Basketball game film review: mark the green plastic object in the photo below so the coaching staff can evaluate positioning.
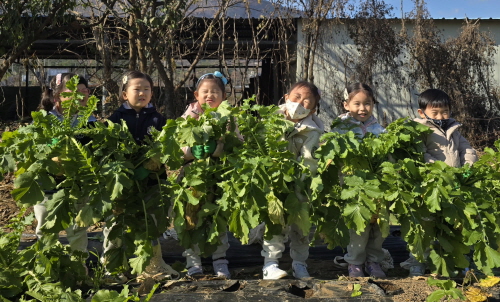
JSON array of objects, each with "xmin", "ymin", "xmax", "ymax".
[
  {"xmin": 48, "ymin": 138, "xmax": 60, "ymax": 147},
  {"xmin": 204, "ymin": 140, "xmax": 217, "ymax": 154},
  {"xmin": 192, "ymin": 145, "xmax": 205, "ymax": 159},
  {"xmin": 133, "ymin": 166, "xmax": 150, "ymax": 180}
]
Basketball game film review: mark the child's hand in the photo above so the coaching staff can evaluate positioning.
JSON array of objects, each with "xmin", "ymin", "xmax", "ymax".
[
  {"xmin": 192, "ymin": 140, "xmax": 218, "ymax": 159},
  {"xmin": 143, "ymin": 158, "xmax": 161, "ymax": 171},
  {"xmin": 212, "ymin": 141, "xmax": 224, "ymax": 158}
]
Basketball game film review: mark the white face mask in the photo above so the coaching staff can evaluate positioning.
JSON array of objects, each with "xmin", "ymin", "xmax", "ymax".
[{"xmin": 285, "ymin": 100, "xmax": 310, "ymax": 120}]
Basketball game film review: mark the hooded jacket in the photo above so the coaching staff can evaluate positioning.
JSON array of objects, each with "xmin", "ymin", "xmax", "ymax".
[
  {"xmin": 278, "ymin": 104, "xmax": 325, "ymax": 175},
  {"xmin": 108, "ymin": 102, "xmax": 166, "ymax": 144},
  {"xmin": 414, "ymin": 118, "xmax": 477, "ymax": 167},
  {"xmin": 332, "ymin": 113, "xmax": 386, "ymax": 138},
  {"xmin": 182, "ymin": 101, "xmax": 204, "ymax": 119}
]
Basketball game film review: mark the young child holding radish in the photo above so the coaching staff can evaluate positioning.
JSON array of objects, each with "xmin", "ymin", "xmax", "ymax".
[
  {"xmin": 104, "ymin": 70, "xmax": 177, "ymax": 283},
  {"xmin": 333, "ymin": 82, "xmax": 387, "ymax": 278},
  {"xmin": 179, "ymin": 71, "xmax": 234, "ymax": 279},
  {"xmin": 259, "ymin": 81, "xmax": 325, "ymax": 280},
  {"xmin": 400, "ymin": 88, "xmax": 478, "ymax": 277},
  {"xmin": 34, "ymin": 73, "xmax": 94, "ymax": 253}
]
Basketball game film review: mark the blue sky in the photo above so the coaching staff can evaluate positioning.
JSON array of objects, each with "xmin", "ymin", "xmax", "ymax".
[{"xmin": 383, "ymin": 0, "xmax": 500, "ymax": 19}]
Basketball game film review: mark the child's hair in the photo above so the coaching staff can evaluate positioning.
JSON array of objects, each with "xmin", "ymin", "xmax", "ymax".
[
  {"xmin": 119, "ymin": 70, "xmax": 154, "ymax": 102},
  {"xmin": 344, "ymin": 83, "xmax": 377, "ymax": 104},
  {"xmin": 418, "ymin": 89, "xmax": 452, "ymax": 110},
  {"xmin": 40, "ymin": 73, "xmax": 88, "ymax": 111},
  {"xmin": 195, "ymin": 71, "xmax": 227, "ymax": 92},
  {"xmin": 288, "ymin": 81, "xmax": 321, "ymax": 113}
]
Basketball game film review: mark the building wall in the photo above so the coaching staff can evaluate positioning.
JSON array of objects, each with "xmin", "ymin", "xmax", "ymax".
[{"xmin": 296, "ymin": 18, "xmax": 500, "ymax": 129}]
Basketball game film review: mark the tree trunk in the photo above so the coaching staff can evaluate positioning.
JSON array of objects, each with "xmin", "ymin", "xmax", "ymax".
[
  {"xmin": 93, "ymin": 26, "xmax": 118, "ymax": 112},
  {"xmin": 128, "ymin": 15, "xmax": 137, "ymax": 71}
]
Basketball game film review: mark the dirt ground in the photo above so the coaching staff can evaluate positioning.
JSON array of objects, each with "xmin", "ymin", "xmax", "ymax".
[
  {"xmin": 0, "ymin": 121, "xmax": 35, "ymax": 231},
  {"xmin": 0, "ymin": 173, "xmax": 32, "ymax": 231},
  {"xmin": 183, "ymin": 257, "xmax": 471, "ymax": 302}
]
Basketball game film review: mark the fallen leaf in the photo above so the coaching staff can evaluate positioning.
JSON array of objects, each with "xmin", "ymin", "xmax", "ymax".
[
  {"xmin": 479, "ymin": 276, "xmax": 500, "ymax": 288},
  {"xmin": 465, "ymin": 286, "xmax": 489, "ymax": 302}
]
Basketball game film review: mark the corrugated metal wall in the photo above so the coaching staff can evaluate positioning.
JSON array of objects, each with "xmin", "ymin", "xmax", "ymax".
[{"xmin": 296, "ymin": 19, "xmax": 500, "ymax": 130}]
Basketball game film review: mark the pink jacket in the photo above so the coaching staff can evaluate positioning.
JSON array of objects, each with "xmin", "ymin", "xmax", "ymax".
[{"xmin": 181, "ymin": 102, "xmax": 243, "ymax": 161}]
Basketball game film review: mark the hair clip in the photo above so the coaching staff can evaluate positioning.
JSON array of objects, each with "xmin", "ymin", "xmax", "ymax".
[
  {"xmin": 196, "ymin": 71, "xmax": 228, "ymax": 88},
  {"xmin": 317, "ymin": 88, "xmax": 322, "ymax": 96},
  {"xmin": 55, "ymin": 73, "xmax": 62, "ymax": 86},
  {"xmin": 213, "ymin": 71, "xmax": 228, "ymax": 85},
  {"xmin": 343, "ymin": 88, "xmax": 349, "ymax": 101},
  {"xmin": 122, "ymin": 75, "xmax": 128, "ymax": 85}
]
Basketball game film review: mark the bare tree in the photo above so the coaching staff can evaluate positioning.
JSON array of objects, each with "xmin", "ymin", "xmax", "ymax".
[
  {"xmin": 404, "ymin": 0, "xmax": 500, "ymax": 147},
  {"xmin": 0, "ymin": 0, "xmax": 105, "ymax": 81},
  {"xmin": 346, "ymin": 0, "xmax": 402, "ymax": 86},
  {"xmin": 276, "ymin": 0, "xmax": 348, "ymax": 83}
]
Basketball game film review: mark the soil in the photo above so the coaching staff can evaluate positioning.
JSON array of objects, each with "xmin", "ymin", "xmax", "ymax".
[
  {"xmin": 0, "ymin": 121, "xmax": 35, "ymax": 232},
  {"xmin": 178, "ymin": 259, "xmax": 467, "ymax": 302},
  {"xmin": 0, "ymin": 173, "xmax": 34, "ymax": 232}
]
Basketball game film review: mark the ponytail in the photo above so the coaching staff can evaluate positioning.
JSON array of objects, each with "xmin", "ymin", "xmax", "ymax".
[{"xmin": 40, "ymin": 87, "xmax": 54, "ymax": 111}]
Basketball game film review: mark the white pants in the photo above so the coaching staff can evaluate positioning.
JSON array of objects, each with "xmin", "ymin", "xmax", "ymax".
[
  {"xmin": 183, "ymin": 232, "xmax": 230, "ymax": 268},
  {"xmin": 261, "ymin": 224, "xmax": 309, "ymax": 265},
  {"xmin": 344, "ymin": 223, "xmax": 385, "ymax": 265},
  {"xmin": 34, "ymin": 194, "xmax": 88, "ymax": 252},
  {"xmin": 102, "ymin": 222, "xmax": 122, "ymax": 255}
]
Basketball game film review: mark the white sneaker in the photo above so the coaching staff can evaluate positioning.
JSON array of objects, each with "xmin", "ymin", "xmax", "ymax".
[
  {"xmin": 292, "ymin": 262, "xmax": 310, "ymax": 279},
  {"xmin": 409, "ymin": 264, "xmax": 425, "ymax": 277},
  {"xmin": 213, "ymin": 259, "xmax": 231, "ymax": 279},
  {"xmin": 187, "ymin": 265, "xmax": 203, "ymax": 276},
  {"xmin": 263, "ymin": 262, "xmax": 288, "ymax": 280}
]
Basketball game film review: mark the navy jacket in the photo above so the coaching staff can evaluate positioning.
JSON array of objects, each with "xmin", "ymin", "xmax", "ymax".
[{"xmin": 108, "ymin": 103, "xmax": 166, "ymax": 144}]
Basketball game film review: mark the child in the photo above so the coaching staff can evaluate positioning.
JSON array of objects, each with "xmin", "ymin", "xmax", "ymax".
[
  {"xmin": 334, "ymin": 83, "xmax": 387, "ymax": 278},
  {"xmin": 180, "ymin": 71, "xmax": 232, "ymax": 278},
  {"xmin": 415, "ymin": 89, "xmax": 477, "ymax": 167},
  {"xmin": 401, "ymin": 88, "xmax": 478, "ymax": 276},
  {"xmin": 261, "ymin": 81, "xmax": 324, "ymax": 280},
  {"xmin": 108, "ymin": 71, "xmax": 166, "ymax": 144},
  {"xmin": 34, "ymin": 73, "xmax": 94, "ymax": 253},
  {"xmin": 334, "ymin": 83, "xmax": 385, "ymax": 137},
  {"xmin": 105, "ymin": 70, "xmax": 176, "ymax": 282}
]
